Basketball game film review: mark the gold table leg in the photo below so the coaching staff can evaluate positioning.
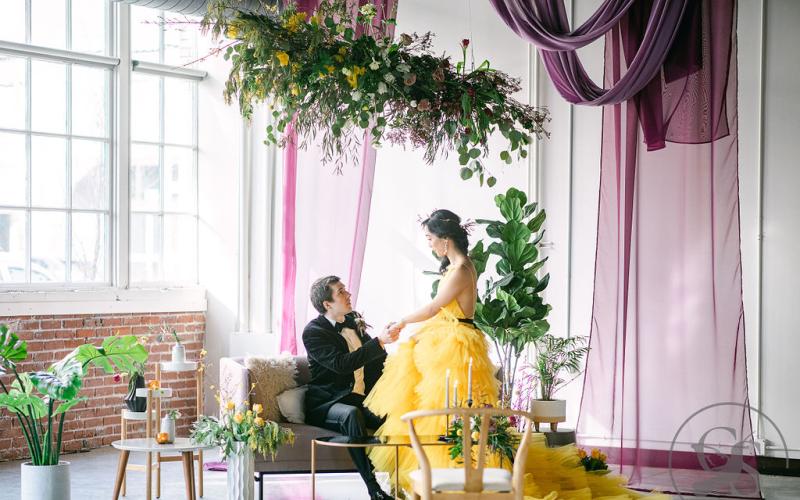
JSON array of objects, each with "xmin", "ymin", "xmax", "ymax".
[
  {"xmin": 394, "ymin": 445, "xmax": 400, "ymax": 499},
  {"xmin": 311, "ymin": 439, "xmax": 316, "ymax": 499}
]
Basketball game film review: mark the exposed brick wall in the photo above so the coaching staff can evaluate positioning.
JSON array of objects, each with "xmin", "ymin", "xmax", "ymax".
[{"xmin": 0, "ymin": 312, "xmax": 205, "ymax": 462}]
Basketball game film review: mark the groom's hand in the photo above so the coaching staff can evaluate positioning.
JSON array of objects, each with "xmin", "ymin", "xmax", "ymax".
[{"xmin": 378, "ymin": 323, "xmax": 400, "ymax": 345}]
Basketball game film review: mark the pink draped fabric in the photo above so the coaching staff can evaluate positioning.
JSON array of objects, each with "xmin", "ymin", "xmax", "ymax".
[
  {"xmin": 576, "ymin": 3, "xmax": 759, "ymax": 497},
  {"xmin": 280, "ymin": 0, "xmax": 397, "ymax": 354}
]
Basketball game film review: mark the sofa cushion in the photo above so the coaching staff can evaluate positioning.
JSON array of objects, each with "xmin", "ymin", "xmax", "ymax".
[
  {"xmin": 277, "ymin": 385, "xmax": 307, "ymax": 424},
  {"xmin": 245, "ymin": 355, "xmax": 298, "ymax": 422}
]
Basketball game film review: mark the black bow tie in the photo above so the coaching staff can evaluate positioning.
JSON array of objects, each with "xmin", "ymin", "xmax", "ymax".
[{"xmin": 334, "ymin": 321, "xmax": 347, "ymax": 333}]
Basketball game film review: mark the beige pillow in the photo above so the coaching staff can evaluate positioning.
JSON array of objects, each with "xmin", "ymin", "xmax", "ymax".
[
  {"xmin": 245, "ymin": 355, "xmax": 297, "ymax": 422},
  {"xmin": 277, "ymin": 385, "xmax": 308, "ymax": 424}
]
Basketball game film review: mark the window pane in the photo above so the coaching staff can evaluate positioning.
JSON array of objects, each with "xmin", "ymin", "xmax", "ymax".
[
  {"xmin": 130, "ymin": 213, "xmax": 162, "ymax": 282},
  {"xmin": 131, "ymin": 144, "xmax": 161, "ymax": 211},
  {"xmin": 164, "ymin": 78, "xmax": 194, "ymax": 145},
  {"xmin": 164, "ymin": 19, "xmax": 199, "ymax": 67},
  {"xmin": 163, "ymin": 146, "xmax": 195, "ymax": 212},
  {"xmin": 164, "ymin": 214, "xmax": 197, "ymax": 283},
  {"xmin": 131, "ymin": 6, "xmax": 161, "ymax": 63},
  {"xmin": 72, "ymin": 66, "xmax": 108, "ymax": 138},
  {"xmin": 31, "ymin": 211, "xmax": 66, "ymax": 282},
  {"xmin": 31, "ymin": 61, "xmax": 67, "ymax": 134},
  {"xmin": 131, "ymin": 73, "xmax": 160, "ymax": 142},
  {"xmin": 72, "ymin": 212, "xmax": 106, "ymax": 282},
  {"xmin": 72, "ymin": 139, "xmax": 108, "ymax": 210},
  {"xmin": 32, "ymin": 136, "xmax": 68, "ymax": 208},
  {"xmin": 0, "ymin": 55, "xmax": 26, "ymax": 130},
  {"xmin": 0, "ymin": 210, "xmax": 26, "ymax": 283},
  {"xmin": 0, "ymin": 0, "xmax": 25, "ymax": 43},
  {"xmin": 31, "ymin": 0, "xmax": 67, "ymax": 50},
  {"xmin": 0, "ymin": 133, "xmax": 27, "ymax": 207},
  {"xmin": 71, "ymin": 0, "xmax": 107, "ymax": 55}
]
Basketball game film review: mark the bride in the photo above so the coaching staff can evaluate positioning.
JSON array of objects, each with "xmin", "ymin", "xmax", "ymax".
[{"xmin": 364, "ymin": 209, "xmax": 668, "ymax": 500}]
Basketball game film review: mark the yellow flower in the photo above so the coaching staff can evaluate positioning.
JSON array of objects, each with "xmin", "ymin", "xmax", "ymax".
[
  {"xmin": 338, "ymin": 46, "xmax": 347, "ymax": 56},
  {"xmin": 254, "ymin": 417, "xmax": 265, "ymax": 427},
  {"xmin": 325, "ymin": 65, "xmax": 335, "ymax": 74},
  {"xmin": 246, "ymin": 410, "xmax": 253, "ymax": 418},
  {"xmin": 200, "ymin": 349, "xmax": 207, "ymax": 357},
  {"xmin": 290, "ymin": 84, "xmax": 300, "ymax": 96},
  {"xmin": 591, "ymin": 449, "xmax": 601, "ymax": 459},
  {"xmin": 346, "ymin": 66, "xmax": 366, "ymax": 89},
  {"xmin": 226, "ymin": 26, "xmax": 239, "ymax": 39},
  {"xmin": 253, "ymin": 403, "xmax": 263, "ymax": 415},
  {"xmin": 250, "ymin": 442, "xmax": 257, "ymax": 450},
  {"xmin": 225, "ymin": 401, "xmax": 236, "ymax": 412},
  {"xmin": 577, "ymin": 448, "xmax": 587, "ymax": 459},
  {"xmin": 333, "ymin": 55, "xmax": 344, "ymax": 63},
  {"xmin": 456, "ymin": 429, "xmax": 463, "ymax": 436},
  {"xmin": 310, "ymin": 13, "xmax": 321, "ymax": 26},
  {"xmin": 599, "ymin": 452, "xmax": 607, "ymax": 462},
  {"xmin": 471, "ymin": 431, "xmax": 481, "ymax": 441},
  {"xmin": 233, "ymin": 412, "xmax": 244, "ymax": 424},
  {"xmin": 275, "ymin": 51, "xmax": 290, "ymax": 66},
  {"xmin": 284, "ymin": 12, "xmax": 306, "ymax": 33}
]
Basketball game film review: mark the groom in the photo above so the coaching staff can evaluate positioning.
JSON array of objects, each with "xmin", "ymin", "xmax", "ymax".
[{"xmin": 302, "ymin": 275, "xmax": 398, "ymax": 500}]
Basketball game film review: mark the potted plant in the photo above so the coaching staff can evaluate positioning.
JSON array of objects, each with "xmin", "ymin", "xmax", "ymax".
[
  {"xmin": 529, "ymin": 334, "xmax": 588, "ymax": 431},
  {"xmin": 0, "ymin": 323, "xmax": 147, "ymax": 500},
  {"xmin": 191, "ymin": 401, "xmax": 294, "ymax": 500},
  {"xmin": 122, "ymin": 361, "xmax": 146, "ymax": 412},
  {"xmin": 471, "ymin": 187, "xmax": 551, "ymax": 406},
  {"xmin": 161, "ymin": 409, "xmax": 181, "ymax": 444},
  {"xmin": 153, "ymin": 323, "xmax": 185, "ymax": 364}
]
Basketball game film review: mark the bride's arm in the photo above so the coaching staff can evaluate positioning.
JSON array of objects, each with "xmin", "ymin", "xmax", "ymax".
[{"xmin": 394, "ymin": 266, "xmax": 471, "ymax": 329}]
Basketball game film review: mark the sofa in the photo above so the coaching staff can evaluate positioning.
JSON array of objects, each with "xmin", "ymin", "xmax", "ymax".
[{"xmin": 219, "ymin": 356, "xmax": 356, "ymax": 499}]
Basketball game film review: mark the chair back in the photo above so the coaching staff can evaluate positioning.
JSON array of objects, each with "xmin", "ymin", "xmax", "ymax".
[{"xmin": 400, "ymin": 407, "xmax": 533, "ymax": 495}]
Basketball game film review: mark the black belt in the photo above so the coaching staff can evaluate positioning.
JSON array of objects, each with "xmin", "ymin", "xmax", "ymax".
[{"xmin": 458, "ymin": 318, "xmax": 475, "ymax": 325}]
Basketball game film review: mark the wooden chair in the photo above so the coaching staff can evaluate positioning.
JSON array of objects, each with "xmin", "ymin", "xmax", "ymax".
[{"xmin": 401, "ymin": 408, "xmax": 533, "ymax": 500}]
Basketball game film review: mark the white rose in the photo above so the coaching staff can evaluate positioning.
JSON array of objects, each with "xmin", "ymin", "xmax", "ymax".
[
  {"xmin": 410, "ymin": 100, "xmax": 417, "ymax": 108},
  {"xmin": 342, "ymin": 67, "xmax": 352, "ymax": 76},
  {"xmin": 369, "ymin": 60, "xmax": 380, "ymax": 70},
  {"xmin": 377, "ymin": 82, "xmax": 388, "ymax": 94},
  {"xmin": 383, "ymin": 73, "xmax": 395, "ymax": 83},
  {"xmin": 351, "ymin": 90, "xmax": 362, "ymax": 101},
  {"xmin": 396, "ymin": 63, "xmax": 411, "ymax": 73}
]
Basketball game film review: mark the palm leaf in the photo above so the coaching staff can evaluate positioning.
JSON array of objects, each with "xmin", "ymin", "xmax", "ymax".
[{"xmin": 30, "ymin": 358, "xmax": 83, "ymax": 401}]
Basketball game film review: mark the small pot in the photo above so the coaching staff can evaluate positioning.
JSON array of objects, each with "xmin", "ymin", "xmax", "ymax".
[
  {"xmin": 531, "ymin": 399, "xmax": 567, "ymax": 432},
  {"xmin": 161, "ymin": 417, "xmax": 176, "ymax": 443},
  {"xmin": 171, "ymin": 344, "xmax": 186, "ymax": 364},
  {"xmin": 125, "ymin": 373, "xmax": 146, "ymax": 412},
  {"xmin": 21, "ymin": 461, "xmax": 71, "ymax": 500}
]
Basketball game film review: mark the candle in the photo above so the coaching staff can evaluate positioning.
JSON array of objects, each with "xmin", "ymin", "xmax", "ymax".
[
  {"xmin": 445, "ymin": 369, "xmax": 450, "ymax": 409},
  {"xmin": 467, "ymin": 357, "xmax": 473, "ymax": 402},
  {"xmin": 453, "ymin": 380, "xmax": 459, "ymax": 407}
]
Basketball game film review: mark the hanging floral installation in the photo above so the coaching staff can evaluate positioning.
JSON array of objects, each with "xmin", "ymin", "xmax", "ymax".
[{"xmin": 203, "ymin": 0, "xmax": 549, "ymax": 185}]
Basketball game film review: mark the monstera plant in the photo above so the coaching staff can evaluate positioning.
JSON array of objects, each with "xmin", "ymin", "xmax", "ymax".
[
  {"xmin": 0, "ymin": 322, "xmax": 147, "ymax": 499},
  {"xmin": 473, "ymin": 188, "xmax": 551, "ymax": 406}
]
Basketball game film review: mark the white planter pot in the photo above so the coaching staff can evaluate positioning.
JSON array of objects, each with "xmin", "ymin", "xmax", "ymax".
[
  {"xmin": 171, "ymin": 344, "xmax": 186, "ymax": 363},
  {"xmin": 531, "ymin": 399, "xmax": 567, "ymax": 421},
  {"xmin": 21, "ymin": 461, "xmax": 71, "ymax": 500},
  {"xmin": 161, "ymin": 417, "xmax": 176, "ymax": 443},
  {"xmin": 227, "ymin": 442, "xmax": 255, "ymax": 500}
]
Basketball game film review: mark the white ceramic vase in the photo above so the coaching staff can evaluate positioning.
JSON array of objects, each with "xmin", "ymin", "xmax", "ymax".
[
  {"xmin": 21, "ymin": 461, "xmax": 71, "ymax": 500},
  {"xmin": 171, "ymin": 344, "xmax": 186, "ymax": 363},
  {"xmin": 227, "ymin": 442, "xmax": 255, "ymax": 500},
  {"xmin": 531, "ymin": 399, "xmax": 567, "ymax": 420},
  {"xmin": 161, "ymin": 417, "xmax": 176, "ymax": 443}
]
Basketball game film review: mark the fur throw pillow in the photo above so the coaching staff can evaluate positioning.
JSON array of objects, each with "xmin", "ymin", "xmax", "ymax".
[{"xmin": 245, "ymin": 355, "xmax": 298, "ymax": 422}]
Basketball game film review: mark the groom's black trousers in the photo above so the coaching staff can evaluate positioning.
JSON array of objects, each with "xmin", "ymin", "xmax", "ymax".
[{"xmin": 321, "ymin": 392, "xmax": 385, "ymax": 489}]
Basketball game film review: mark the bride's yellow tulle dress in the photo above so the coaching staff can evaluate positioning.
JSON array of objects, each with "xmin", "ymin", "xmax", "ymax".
[{"xmin": 364, "ymin": 273, "xmax": 668, "ymax": 499}]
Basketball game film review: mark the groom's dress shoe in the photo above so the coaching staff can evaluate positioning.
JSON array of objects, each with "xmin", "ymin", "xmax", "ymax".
[{"xmin": 368, "ymin": 488, "xmax": 394, "ymax": 500}]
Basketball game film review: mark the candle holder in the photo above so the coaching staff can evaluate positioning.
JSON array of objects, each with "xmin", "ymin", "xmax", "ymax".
[{"xmin": 466, "ymin": 398, "xmax": 473, "ymax": 408}]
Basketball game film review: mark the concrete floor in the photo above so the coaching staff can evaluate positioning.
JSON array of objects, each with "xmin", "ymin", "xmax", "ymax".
[{"xmin": 0, "ymin": 446, "xmax": 798, "ymax": 499}]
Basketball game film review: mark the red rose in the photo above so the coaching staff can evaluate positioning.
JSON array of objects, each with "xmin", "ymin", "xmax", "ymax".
[{"xmin": 461, "ymin": 39, "xmax": 470, "ymax": 49}]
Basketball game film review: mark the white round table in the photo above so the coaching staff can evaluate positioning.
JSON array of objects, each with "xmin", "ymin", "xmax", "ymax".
[{"xmin": 111, "ymin": 438, "xmax": 214, "ymax": 500}]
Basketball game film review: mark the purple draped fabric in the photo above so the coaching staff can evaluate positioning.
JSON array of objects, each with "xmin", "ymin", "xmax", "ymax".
[{"xmin": 490, "ymin": 0, "xmax": 757, "ymax": 496}]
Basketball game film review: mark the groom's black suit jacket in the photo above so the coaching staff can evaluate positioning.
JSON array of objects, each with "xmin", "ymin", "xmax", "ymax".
[{"xmin": 302, "ymin": 312, "xmax": 387, "ymax": 427}]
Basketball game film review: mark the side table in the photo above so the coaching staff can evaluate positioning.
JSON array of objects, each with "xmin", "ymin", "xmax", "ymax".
[{"xmin": 112, "ymin": 438, "xmax": 213, "ymax": 500}]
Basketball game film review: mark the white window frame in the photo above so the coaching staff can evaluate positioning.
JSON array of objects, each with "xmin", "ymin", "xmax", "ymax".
[{"xmin": 0, "ymin": 2, "xmax": 207, "ymax": 314}]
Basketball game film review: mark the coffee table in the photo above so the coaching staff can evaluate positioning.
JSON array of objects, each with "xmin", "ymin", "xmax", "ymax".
[
  {"xmin": 311, "ymin": 435, "xmax": 448, "ymax": 499},
  {"xmin": 112, "ymin": 438, "xmax": 214, "ymax": 500}
]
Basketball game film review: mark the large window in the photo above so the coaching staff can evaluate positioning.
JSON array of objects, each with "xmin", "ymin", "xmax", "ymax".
[
  {"xmin": 0, "ymin": 2, "xmax": 203, "ymax": 288},
  {"xmin": 130, "ymin": 7, "xmax": 199, "ymax": 284}
]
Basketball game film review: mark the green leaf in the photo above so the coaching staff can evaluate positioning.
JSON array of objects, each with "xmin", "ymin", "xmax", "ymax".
[
  {"xmin": 30, "ymin": 358, "xmax": 83, "ymax": 401},
  {"xmin": 461, "ymin": 93, "xmax": 472, "ymax": 115},
  {"xmin": 527, "ymin": 208, "xmax": 546, "ymax": 233},
  {"xmin": 469, "ymin": 148, "xmax": 481, "ymax": 159},
  {"xmin": 460, "ymin": 167, "xmax": 473, "ymax": 180},
  {"xmin": 0, "ymin": 392, "xmax": 47, "ymax": 418},
  {"xmin": 0, "ymin": 324, "xmax": 28, "ymax": 374},
  {"xmin": 54, "ymin": 397, "xmax": 88, "ymax": 416},
  {"xmin": 487, "ymin": 176, "xmax": 497, "ymax": 187}
]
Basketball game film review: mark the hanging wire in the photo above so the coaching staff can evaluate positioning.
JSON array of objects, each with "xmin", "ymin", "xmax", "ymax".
[{"xmin": 468, "ymin": 0, "xmax": 475, "ymax": 70}]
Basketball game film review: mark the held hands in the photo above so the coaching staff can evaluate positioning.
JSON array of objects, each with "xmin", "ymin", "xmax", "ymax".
[{"xmin": 378, "ymin": 322, "xmax": 401, "ymax": 345}]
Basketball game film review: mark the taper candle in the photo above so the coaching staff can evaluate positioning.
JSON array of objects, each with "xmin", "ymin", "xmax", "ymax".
[
  {"xmin": 453, "ymin": 380, "xmax": 459, "ymax": 407},
  {"xmin": 445, "ymin": 369, "xmax": 450, "ymax": 409}
]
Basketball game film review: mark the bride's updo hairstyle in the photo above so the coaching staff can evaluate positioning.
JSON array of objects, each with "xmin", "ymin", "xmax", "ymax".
[{"xmin": 422, "ymin": 209, "xmax": 470, "ymax": 273}]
